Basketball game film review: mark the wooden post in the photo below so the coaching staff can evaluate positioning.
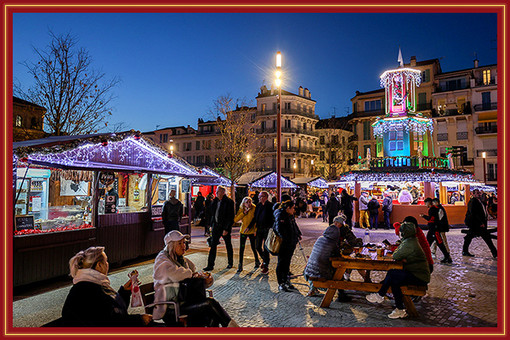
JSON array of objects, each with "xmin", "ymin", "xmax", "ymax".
[
  {"xmin": 354, "ymin": 182, "xmax": 361, "ymax": 226},
  {"xmin": 423, "ymin": 181, "xmax": 434, "ymax": 199},
  {"xmin": 92, "ymin": 171, "xmax": 100, "ymax": 229}
]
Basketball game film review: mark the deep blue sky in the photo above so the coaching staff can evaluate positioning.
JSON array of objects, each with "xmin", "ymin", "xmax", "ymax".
[{"xmin": 13, "ymin": 13, "xmax": 497, "ymax": 132}]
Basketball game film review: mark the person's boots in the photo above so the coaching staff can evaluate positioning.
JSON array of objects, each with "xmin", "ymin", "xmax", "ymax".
[
  {"xmin": 237, "ymin": 262, "xmax": 243, "ymax": 273},
  {"xmin": 440, "ymin": 253, "xmax": 453, "ymax": 264}
]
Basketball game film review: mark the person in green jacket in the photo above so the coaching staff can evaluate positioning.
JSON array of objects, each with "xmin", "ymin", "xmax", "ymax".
[{"xmin": 366, "ymin": 222, "xmax": 430, "ymax": 319}]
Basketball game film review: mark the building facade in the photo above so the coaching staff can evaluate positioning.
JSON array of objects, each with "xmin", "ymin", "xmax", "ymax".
[{"xmin": 13, "ymin": 96, "xmax": 47, "ymax": 142}]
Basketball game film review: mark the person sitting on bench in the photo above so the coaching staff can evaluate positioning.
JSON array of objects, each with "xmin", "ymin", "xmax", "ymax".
[
  {"xmin": 366, "ymin": 222, "xmax": 430, "ymax": 319},
  {"xmin": 153, "ymin": 231, "xmax": 238, "ymax": 327},
  {"xmin": 62, "ymin": 246, "xmax": 153, "ymax": 327}
]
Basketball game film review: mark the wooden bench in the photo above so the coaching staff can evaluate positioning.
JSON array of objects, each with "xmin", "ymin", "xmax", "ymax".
[{"xmin": 311, "ymin": 279, "xmax": 427, "ymax": 317}]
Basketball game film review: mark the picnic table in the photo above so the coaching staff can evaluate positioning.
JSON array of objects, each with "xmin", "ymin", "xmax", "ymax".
[{"xmin": 311, "ymin": 254, "xmax": 427, "ymax": 317}]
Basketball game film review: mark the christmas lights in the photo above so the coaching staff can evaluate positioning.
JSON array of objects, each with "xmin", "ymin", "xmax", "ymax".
[
  {"xmin": 372, "ymin": 116, "xmax": 434, "ymax": 138},
  {"xmin": 337, "ymin": 169, "xmax": 477, "ymax": 184},
  {"xmin": 308, "ymin": 177, "xmax": 329, "ymax": 189},
  {"xmin": 249, "ymin": 172, "xmax": 298, "ymax": 189},
  {"xmin": 380, "ymin": 68, "xmax": 422, "ymax": 89},
  {"xmin": 193, "ymin": 167, "xmax": 234, "ymax": 186}
]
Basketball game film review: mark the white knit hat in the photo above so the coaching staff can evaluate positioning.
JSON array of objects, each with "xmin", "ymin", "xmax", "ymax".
[{"xmin": 164, "ymin": 230, "xmax": 190, "ymax": 245}]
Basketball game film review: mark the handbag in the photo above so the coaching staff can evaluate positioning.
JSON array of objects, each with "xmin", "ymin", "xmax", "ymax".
[
  {"xmin": 265, "ymin": 228, "xmax": 282, "ymax": 255},
  {"xmin": 161, "ymin": 277, "xmax": 207, "ymax": 305}
]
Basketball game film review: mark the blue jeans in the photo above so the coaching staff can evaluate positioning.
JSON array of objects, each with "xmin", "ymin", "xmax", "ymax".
[
  {"xmin": 383, "ymin": 210, "xmax": 391, "ymax": 229},
  {"xmin": 378, "ymin": 269, "xmax": 427, "ymax": 309},
  {"xmin": 369, "ymin": 214, "xmax": 378, "ymax": 229}
]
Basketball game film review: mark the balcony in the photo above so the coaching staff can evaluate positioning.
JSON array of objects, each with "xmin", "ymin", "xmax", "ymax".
[
  {"xmin": 437, "ymin": 133, "xmax": 449, "ymax": 141},
  {"xmin": 352, "ymin": 109, "xmax": 385, "ymax": 118},
  {"xmin": 474, "ymin": 102, "xmax": 497, "ymax": 112},
  {"xmin": 256, "ymin": 127, "xmax": 318, "ymax": 137},
  {"xmin": 477, "ymin": 149, "xmax": 497, "ymax": 157},
  {"xmin": 435, "ymin": 84, "xmax": 470, "ymax": 93},
  {"xmin": 456, "ymin": 132, "xmax": 468, "ymax": 140},
  {"xmin": 196, "ymin": 130, "xmax": 220, "ymax": 136},
  {"xmin": 370, "ymin": 156, "xmax": 449, "ymax": 170},
  {"xmin": 431, "ymin": 103, "xmax": 472, "ymax": 117},
  {"xmin": 258, "ymin": 109, "xmax": 319, "ymax": 120},
  {"xmin": 260, "ymin": 146, "xmax": 319, "ymax": 155},
  {"xmin": 475, "ymin": 126, "xmax": 497, "ymax": 134},
  {"xmin": 475, "ymin": 78, "xmax": 496, "ymax": 87}
]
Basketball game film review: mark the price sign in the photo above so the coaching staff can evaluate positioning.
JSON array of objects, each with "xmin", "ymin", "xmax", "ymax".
[
  {"xmin": 99, "ymin": 172, "xmax": 116, "ymax": 186},
  {"xmin": 151, "ymin": 205, "xmax": 163, "ymax": 217},
  {"xmin": 15, "ymin": 215, "xmax": 34, "ymax": 230}
]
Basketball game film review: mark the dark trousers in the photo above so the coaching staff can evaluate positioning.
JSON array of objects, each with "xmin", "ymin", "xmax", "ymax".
[
  {"xmin": 321, "ymin": 205, "xmax": 327, "ymax": 222},
  {"xmin": 328, "ymin": 214, "xmax": 337, "ymax": 225},
  {"xmin": 369, "ymin": 213, "xmax": 378, "ymax": 229},
  {"xmin": 378, "ymin": 269, "xmax": 427, "ymax": 310},
  {"xmin": 276, "ymin": 243, "xmax": 297, "ymax": 285},
  {"xmin": 426, "ymin": 227, "xmax": 449, "ymax": 257},
  {"xmin": 344, "ymin": 210, "xmax": 353, "ymax": 228},
  {"xmin": 163, "ymin": 298, "xmax": 231, "ymax": 327},
  {"xmin": 164, "ymin": 220, "xmax": 180, "ymax": 234},
  {"xmin": 255, "ymin": 228, "xmax": 270, "ymax": 266},
  {"xmin": 207, "ymin": 225, "xmax": 233, "ymax": 268},
  {"xmin": 383, "ymin": 210, "xmax": 391, "ymax": 229},
  {"xmin": 239, "ymin": 233, "xmax": 259, "ymax": 266},
  {"xmin": 463, "ymin": 226, "xmax": 497, "ymax": 257}
]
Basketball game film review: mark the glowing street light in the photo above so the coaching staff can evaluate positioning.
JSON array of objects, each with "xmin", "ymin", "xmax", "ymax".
[
  {"xmin": 246, "ymin": 154, "xmax": 251, "ymax": 162},
  {"xmin": 275, "ymin": 51, "xmax": 283, "ymax": 200},
  {"xmin": 482, "ymin": 151, "xmax": 487, "ymax": 183}
]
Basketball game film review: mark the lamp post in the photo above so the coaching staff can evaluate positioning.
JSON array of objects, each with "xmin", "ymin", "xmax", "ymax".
[
  {"xmin": 293, "ymin": 157, "xmax": 296, "ymax": 179},
  {"xmin": 482, "ymin": 151, "xmax": 487, "ymax": 183},
  {"xmin": 169, "ymin": 143, "xmax": 174, "ymax": 157},
  {"xmin": 275, "ymin": 51, "xmax": 282, "ymax": 201},
  {"xmin": 311, "ymin": 159, "xmax": 314, "ymax": 176}
]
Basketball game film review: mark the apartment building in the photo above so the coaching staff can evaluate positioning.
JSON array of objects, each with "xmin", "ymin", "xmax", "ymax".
[{"xmin": 13, "ymin": 96, "xmax": 47, "ymax": 142}]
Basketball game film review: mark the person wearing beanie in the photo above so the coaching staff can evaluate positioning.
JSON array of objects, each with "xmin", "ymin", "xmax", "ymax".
[
  {"xmin": 366, "ymin": 222, "xmax": 430, "ymax": 319},
  {"xmin": 153, "ymin": 230, "xmax": 238, "ymax": 327}
]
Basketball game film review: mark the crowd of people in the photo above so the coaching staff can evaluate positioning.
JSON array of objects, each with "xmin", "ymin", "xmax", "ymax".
[{"xmin": 60, "ymin": 185, "xmax": 496, "ymax": 326}]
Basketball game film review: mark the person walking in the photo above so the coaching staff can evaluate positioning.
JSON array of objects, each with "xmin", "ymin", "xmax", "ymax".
[
  {"xmin": 162, "ymin": 189, "xmax": 183, "ymax": 234},
  {"xmin": 432, "ymin": 198, "xmax": 451, "ymax": 260},
  {"xmin": 340, "ymin": 190, "xmax": 357, "ymax": 228},
  {"xmin": 274, "ymin": 200, "xmax": 302, "ymax": 292},
  {"xmin": 462, "ymin": 189, "xmax": 497, "ymax": 258},
  {"xmin": 367, "ymin": 195, "xmax": 380, "ymax": 230},
  {"xmin": 358, "ymin": 191, "xmax": 370, "ymax": 229},
  {"xmin": 252, "ymin": 191, "xmax": 274, "ymax": 274},
  {"xmin": 420, "ymin": 198, "xmax": 452, "ymax": 264},
  {"xmin": 193, "ymin": 192, "xmax": 205, "ymax": 223},
  {"xmin": 202, "ymin": 193, "xmax": 214, "ymax": 236},
  {"xmin": 233, "ymin": 196, "xmax": 259, "ymax": 272},
  {"xmin": 382, "ymin": 192, "xmax": 393, "ymax": 230},
  {"xmin": 203, "ymin": 186, "xmax": 235, "ymax": 271},
  {"xmin": 325, "ymin": 192, "xmax": 341, "ymax": 225}
]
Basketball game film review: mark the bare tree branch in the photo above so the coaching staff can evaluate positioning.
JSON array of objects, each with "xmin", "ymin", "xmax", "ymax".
[{"xmin": 14, "ymin": 31, "xmax": 120, "ymax": 136}]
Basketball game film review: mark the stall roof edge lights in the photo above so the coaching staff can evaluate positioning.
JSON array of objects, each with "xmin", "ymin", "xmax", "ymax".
[{"xmin": 249, "ymin": 172, "xmax": 298, "ymax": 189}]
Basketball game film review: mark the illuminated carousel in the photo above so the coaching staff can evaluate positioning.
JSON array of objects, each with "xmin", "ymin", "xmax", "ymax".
[{"xmin": 333, "ymin": 66, "xmax": 481, "ymax": 225}]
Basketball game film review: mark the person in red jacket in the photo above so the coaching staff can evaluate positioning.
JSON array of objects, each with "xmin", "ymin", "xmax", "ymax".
[{"xmin": 394, "ymin": 216, "xmax": 434, "ymax": 273}]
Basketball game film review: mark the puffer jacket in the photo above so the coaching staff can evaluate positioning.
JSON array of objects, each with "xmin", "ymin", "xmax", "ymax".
[
  {"xmin": 359, "ymin": 194, "xmax": 369, "ymax": 211},
  {"xmin": 393, "ymin": 222, "xmax": 430, "ymax": 284},
  {"xmin": 234, "ymin": 203, "xmax": 257, "ymax": 234},
  {"xmin": 304, "ymin": 225, "xmax": 341, "ymax": 280}
]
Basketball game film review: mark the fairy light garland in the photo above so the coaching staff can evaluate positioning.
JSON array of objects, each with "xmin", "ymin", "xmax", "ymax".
[
  {"xmin": 250, "ymin": 172, "xmax": 298, "ymax": 189},
  {"xmin": 380, "ymin": 68, "xmax": 422, "ymax": 88},
  {"xmin": 338, "ymin": 169, "xmax": 477, "ymax": 183},
  {"xmin": 372, "ymin": 116, "xmax": 434, "ymax": 138},
  {"xmin": 308, "ymin": 177, "xmax": 329, "ymax": 189}
]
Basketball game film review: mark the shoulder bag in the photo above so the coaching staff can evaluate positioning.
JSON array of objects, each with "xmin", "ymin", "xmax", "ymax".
[{"xmin": 265, "ymin": 228, "xmax": 282, "ymax": 255}]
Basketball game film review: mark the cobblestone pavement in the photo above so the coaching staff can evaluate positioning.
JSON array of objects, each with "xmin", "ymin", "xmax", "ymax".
[{"xmin": 13, "ymin": 218, "xmax": 498, "ymax": 328}]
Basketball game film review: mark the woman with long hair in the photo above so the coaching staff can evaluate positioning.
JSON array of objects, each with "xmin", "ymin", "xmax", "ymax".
[{"xmin": 234, "ymin": 196, "xmax": 259, "ymax": 272}]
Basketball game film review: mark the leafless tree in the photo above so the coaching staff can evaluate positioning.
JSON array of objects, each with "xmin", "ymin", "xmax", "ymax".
[
  {"xmin": 209, "ymin": 94, "xmax": 262, "ymax": 202},
  {"xmin": 14, "ymin": 31, "xmax": 120, "ymax": 136}
]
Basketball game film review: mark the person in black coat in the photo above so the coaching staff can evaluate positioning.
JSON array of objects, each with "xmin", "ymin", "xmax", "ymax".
[
  {"xmin": 203, "ymin": 193, "xmax": 214, "ymax": 236},
  {"xmin": 463, "ymin": 189, "xmax": 497, "ymax": 258},
  {"xmin": 203, "ymin": 186, "xmax": 235, "ymax": 271},
  {"xmin": 340, "ymin": 190, "xmax": 357, "ymax": 228},
  {"xmin": 325, "ymin": 193, "xmax": 341, "ymax": 225},
  {"xmin": 252, "ymin": 191, "xmax": 274, "ymax": 274},
  {"xmin": 367, "ymin": 196, "xmax": 380, "ymax": 230},
  {"xmin": 62, "ymin": 246, "xmax": 152, "ymax": 327},
  {"xmin": 274, "ymin": 200, "xmax": 302, "ymax": 292},
  {"xmin": 162, "ymin": 189, "xmax": 183, "ymax": 234},
  {"xmin": 194, "ymin": 192, "xmax": 205, "ymax": 221}
]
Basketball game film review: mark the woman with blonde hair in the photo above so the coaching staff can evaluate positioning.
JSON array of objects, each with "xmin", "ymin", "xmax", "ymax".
[
  {"xmin": 234, "ymin": 196, "xmax": 259, "ymax": 272},
  {"xmin": 62, "ymin": 246, "xmax": 152, "ymax": 327}
]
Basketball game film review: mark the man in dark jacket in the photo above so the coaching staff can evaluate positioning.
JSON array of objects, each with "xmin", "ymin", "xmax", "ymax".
[
  {"xmin": 325, "ymin": 193, "xmax": 341, "ymax": 225},
  {"xmin": 420, "ymin": 198, "xmax": 452, "ymax": 264},
  {"xmin": 367, "ymin": 196, "xmax": 380, "ymax": 230},
  {"xmin": 382, "ymin": 192, "xmax": 393, "ymax": 230},
  {"xmin": 253, "ymin": 191, "xmax": 274, "ymax": 274},
  {"xmin": 162, "ymin": 189, "xmax": 183, "ymax": 234},
  {"xmin": 203, "ymin": 186, "xmax": 235, "ymax": 271},
  {"xmin": 463, "ymin": 189, "xmax": 497, "ymax": 258},
  {"xmin": 340, "ymin": 190, "xmax": 357, "ymax": 228},
  {"xmin": 432, "ymin": 198, "xmax": 451, "ymax": 261}
]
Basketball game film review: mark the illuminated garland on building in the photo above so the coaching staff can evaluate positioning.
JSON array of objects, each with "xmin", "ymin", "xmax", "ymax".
[
  {"xmin": 249, "ymin": 172, "xmax": 298, "ymax": 189},
  {"xmin": 193, "ymin": 167, "xmax": 234, "ymax": 186},
  {"xmin": 372, "ymin": 116, "xmax": 434, "ymax": 138},
  {"xmin": 338, "ymin": 169, "xmax": 477, "ymax": 184},
  {"xmin": 380, "ymin": 68, "xmax": 422, "ymax": 88}
]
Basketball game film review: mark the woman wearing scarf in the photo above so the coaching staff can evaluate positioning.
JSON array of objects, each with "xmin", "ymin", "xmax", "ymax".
[
  {"xmin": 62, "ymin": 246, "xmax": 152, "ymax": 327},
  {"xmin": 233, "ymin": 196, "xmax": 259, "ymax": 272},
  {"xmin": 152, "ymin": 231, "xmax": 238, "ymax": 327}
]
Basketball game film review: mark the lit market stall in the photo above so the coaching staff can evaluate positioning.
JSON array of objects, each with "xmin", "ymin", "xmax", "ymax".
[
  {"xmin": 12, "ymin": 131, "xmax": 209, "ymax": 287},
  {"xmin": 249, "ymin": 171, "xmax": 298, "ymax": 192},
  {"xmin": 292, "ymin": 176, "xmax": 329, "ymax": 193}
]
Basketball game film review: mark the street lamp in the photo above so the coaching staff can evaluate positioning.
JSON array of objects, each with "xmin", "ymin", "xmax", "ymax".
[
  {"xmin": 311, "ymin": 159, "xmax": 314, "ymax": 176},
  {"xmin": 482, "ymin": 151, "xmax": 487, "ymax": 183},
  {"xmin": 275, "ymin": 51, "xmax": 282, "ymax": 201},
  {"xmin": 293, "ymin": 157, "xmax": 297, "ymax": 179},
  {"xmin": 246, "ymin": 154, "xmax": 251, "ymax": 163},
  {"xmin": 169, "ymin": 143, "xmax": 174, "ymax": 157}
]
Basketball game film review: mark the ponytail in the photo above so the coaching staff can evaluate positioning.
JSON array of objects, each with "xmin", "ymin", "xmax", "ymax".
[{"xmin": 69, "ymin": 246, "xmax": 105, "ymax": 278}]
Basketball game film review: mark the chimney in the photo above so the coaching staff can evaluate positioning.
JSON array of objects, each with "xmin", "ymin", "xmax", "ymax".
[
  {"xmin": 474, "ymin": 58, "xmax": 479, "ymax": 68},
  {"xmin": 410, "ymin": 56, "xmax": 416, "ymax": 67},
  {"xmin": 299, "ymin": 86, "xmax": 304, "ymax": 96},
  {"xmin": 304, "ymin": 88, "xmax": 310, "ymax": 98}
]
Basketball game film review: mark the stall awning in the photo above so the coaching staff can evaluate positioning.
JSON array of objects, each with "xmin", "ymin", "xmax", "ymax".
[
  {"xmin": 249, "ymin": 172, "xmax": 298, "ymax": 189},
  {"xmin": 236, "ymin": 171, "xmax": 271, "ymax": 186},
  {"xmin": 13, "ymin": 131, "xmax": 211, "ymax": 179},
  {"xmin": 193, "ymin": 167, "xmax": 235, "ymax": 186},
  {"xmin": 292, "ymin": 176, "xmax": 329, "ymax": 189}
]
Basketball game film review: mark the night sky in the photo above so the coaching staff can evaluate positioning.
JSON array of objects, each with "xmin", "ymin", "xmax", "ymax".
[{"xmin": 13, "ymin": 12, "xmax": 497, "ymax": 133}]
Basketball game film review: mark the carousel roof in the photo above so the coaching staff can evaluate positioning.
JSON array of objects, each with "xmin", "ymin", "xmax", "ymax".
[
  {"xmin": 13, "ymin": 131, "xmax": 210, "ymax": 179},
  {"xmin": 249, "ymin": 172, "xmax": 298, "ymax": 189}
]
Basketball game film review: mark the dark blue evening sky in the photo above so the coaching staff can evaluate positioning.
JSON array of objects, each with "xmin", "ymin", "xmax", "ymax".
[{"xmin": 13, "ymin": 13, "xmax": 497, "ymax": 132}]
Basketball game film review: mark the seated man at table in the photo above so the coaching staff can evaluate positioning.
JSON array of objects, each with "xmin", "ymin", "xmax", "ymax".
[
  {"xmin": 304, "ymin": 214, "xmax": 362, "ymax": 301},
  {"xmin": 366, "ymin": 222, "xmax": 430, "ymax": 319}
]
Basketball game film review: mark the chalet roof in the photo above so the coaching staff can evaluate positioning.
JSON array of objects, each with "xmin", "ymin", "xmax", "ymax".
[{"xmin": 13, "ymin": 96, "xmax": 46, "ymax": 111}]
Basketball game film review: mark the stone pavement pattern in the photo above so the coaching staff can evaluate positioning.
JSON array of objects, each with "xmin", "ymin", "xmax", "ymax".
[{"xmin": 13, "ymin": 218, "xmax": 498, "ymax": 328}]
